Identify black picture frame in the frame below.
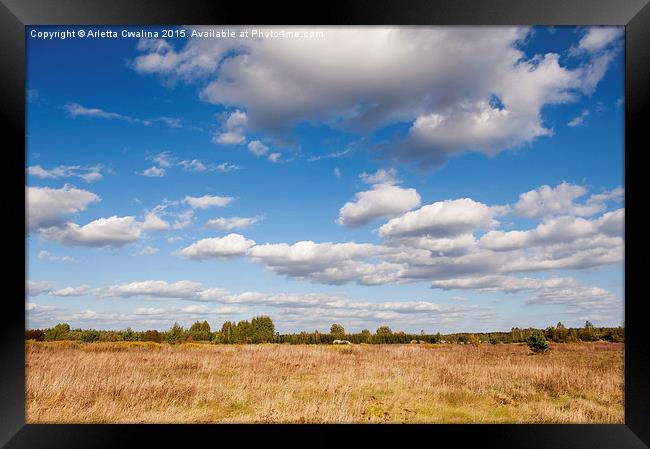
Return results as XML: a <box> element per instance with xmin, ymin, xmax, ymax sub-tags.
<box><xmin>2</xmin><ymin>0</ymin><xmax>648</xmax><ymax>447</ymax></box>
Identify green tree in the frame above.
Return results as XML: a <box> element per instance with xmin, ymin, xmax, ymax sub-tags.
<box><xmin>189</xmin><ymin>320</ymin><xmax>212</xmax><ymax>341</ymax></box>
<box><xmin>220</xmin><ymin>321</ymin><xmax>235</xmax><ymax>343</ymax></box>
<box><xmin>44</xmin><ymin>323</ymin><xmax>70</xmax><ymax>341</ymax></box>
<box><xmin>360</xmin><ymin>329</ymin><xmax>372</xmax><ymax>343</ymax></box>
<box><xmin>166</xmin><ymin>323</ymin><xmax>186</xmax><ymax>345</ymax></box>
<box><xmin>80</xmin><ymin>329</ymin><xmax>100</xmax><ymax>343</ymax></box>
<box><xmin>330</xmin><ymin>323</ymin><xmax>345</xmax><ymax>339</ymax></box>
<box><xmin>527</xmin><ymin>330</ymin><xmax>550</xmax><ymax>354</ymax></box>
<box><xmin>251</xmin><ymin>316</ymin><xmax>275</xmax><ymax>343</ymax></box>
<box><xmin>376</xmin><ymin>326</ymin><xmax>392</xmax><ymax>335</ymax></box>
<box><xmin>121</xmin><ymin>327</ymin><xmax>140</xmax><ymax>342</ymax></box>
<box><xmin>233</xmin><ymin>320</ymin><xmax>252</xmax><ymax>343</ymax></box>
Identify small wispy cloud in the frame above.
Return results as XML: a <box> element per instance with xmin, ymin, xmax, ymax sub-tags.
<box><xmin>308</xmin><ymin>148</ymin><xmax>351</xmax><ymax>161</ymax></box>
<box><xmin>63</xmin><ymin>103</ymin><xmax>182</xmax><ymax>128</ymax></box>
<box><xmin>567</xmin><ymin>109</ymin><xmax>590</xmax><ymax>127</ymax></box>
<box><xmin>27</xmin><ymin>164</ymin><xmax>105</xmax><ymax>183</ymax></box>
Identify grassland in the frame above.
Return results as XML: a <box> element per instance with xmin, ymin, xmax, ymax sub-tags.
<box><xmin>25</xmin><ymin>341</ymin><xmax>624</xmax><ymax>423</ymax></box>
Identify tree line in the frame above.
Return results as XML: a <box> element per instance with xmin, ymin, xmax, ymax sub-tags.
<box><xmin>25</xmin><ymin>318</ymin><xmax>624</xmax><ymax>345</ymax></box>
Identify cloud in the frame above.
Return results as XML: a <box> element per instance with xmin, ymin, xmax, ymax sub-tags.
<box><xmin>176</xmin><ymin>233</ymin><xmax>256</xmax><ymax>259</ymax></box>
<box><xmin>359</xmin><ymin>168</ymin><xmax>400</xmax><ymax>185</ymax></box>
<box><xmin>142</xmin><ymin>212</ymin><xmax>171</xmax><ymax>231</ymax></box>
<box><xmin>39</xmin><ymin>216</ymin><xmax>143</xmax><ymax>247</ymax></box>
<box><xmin>179</xmin><ymin>159</ymin><xmax>240</xmax><ymax>173</ymax></box>
<box><xmin>172</xmin><ymin>210</ymin><xmax>194</xmax><ymax>229</ymax></box>
<box><xmin>63</xmin><ymin>103</ymin><xmax>143</xmax><ymax>123</ymax></box>
<box><xmin>574</xmin><ymin>27</ymin><xmax>623</xmax><ymax>54</ymax></box>
<box><xmin>171</xmin><ymin>183</ymin><xmax>623</xmax><ymax>288</ymax></box>
<box><xmin>248</xmin><ymin>241</ymin><xmax>395</xmax><ymax>285</ymax></box>
<box><xmin>27</xmin><ymin>89</ymin><xmax>39</xmax><ymax>103</ymax></box>
<box><xmin>140</xmin><ymin>166</ymin><xmax>166</xmax><ymax>177</ymax></box>
<box><xmin>308</xmin><ymin>149</ymin><xmax>351</xmax><ymax>161</ymax></box>
<box><xmin>134</xmin><ymin>307</ymin><xmax>166</xmax><ymax>315</ymax></box>
<box><xmin>50</xmin><ymin>285</ymin><xmax>92</xmax><ymax>297</ymax></box>
<box><xmin>337</xmin><ymin>183</ymin><xmax>421</xmax><ymax>227</ymax></box>
<box><xmin>138</xmin><ymin>246</ymin><xmax>160</xmax><ymax>255</ymax></box>
<box><xmin>133</xmin><ymin>27</ymin><xmax>620</xmax><ymax>169</ymax></box>
<box><xmin>107</xmin><ymin>280</ymin><xmax>204</xmax><ymax>298</ymax></box>
<box><xmin>205</xmin><ymin>216</ymin><xmax>260</xmax><ymax>231</ymax></box>
<box><xmin>378</xmin><ymin>198</ymin><xmax>502</xmax><ymax>239</ymax></box>
<box><xmin>27</xmin><ymin>184</ymin><xmax>101</xmax><ymax>230</ymax></box>
<box><xmin>184</xmin><ymin>194</ymin><xmax>235</xmax><ymax>209</ymax></box>
<box><xmin>247</xmin><ymin>140</ymin><xmax>281</xmax><ymax>162</ymax></box>
<box><xmin>213</xmin><ymin>110</ymin><xmax>247</xmax><ymax>145</ymax></box>
<box><xmin>214</xmin><ymin>130</ymin><xmax>246</xmax><ymax>145</ymax></box>
<box><xmin>431</xmin><ymin>274</ymin><xmax>619</xmax><ymax>310</ymax></box>
<box><xmin>144</xmin><ymin>151</ymin><xmax>240</xmax><ymax>176</ymax></box>
<box><xmin>334</xmin><ymin>167</ymin><xmax>341</xmax><ymax>179</ymax></box>
<box><xmin>247</xmin><ymin>140</ymin><xmax>269</xmax><ymax>157</ymax></box>
<box><xmin>63</xmin><ymin>103</ymin><xmax>182</xmax><ymax>128</ymax></box>
<box><xmin>35</xmin><ymin>277</ymin><xmax>485</xmax><ymax>329</ymax></box>
<box><xmin>512</xmin><ymin>182</ymin><xmax>622</xmax><ymax>218</ymax></box>
<box><xmin>26</xmin><ymin>280</ymin><xmax>54</xmax><ymax>296</ymax></box>
<box><xmin>567</xmin><ymin>109</ymin><xmax>590</xmax><ymax>127</ymax></box>
<box><xmin>27</xmin><ymin>165</ymin><xmax>104</xmax><ymax>183</ymax></box>
<box><xmin>37</xmin><ymin>250</ymin><xmax>77</xmax><ymax>263</ymax></box>
<box><xmin>479</xmin><ymin>209</ymin><xmax>623</xmax><ymax>252</ymax></box>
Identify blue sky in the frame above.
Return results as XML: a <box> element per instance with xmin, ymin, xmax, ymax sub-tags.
<box><xmin>26</xmin><ymin>26</ymin><xmax>624</xmax><ymax>333</ymax></box>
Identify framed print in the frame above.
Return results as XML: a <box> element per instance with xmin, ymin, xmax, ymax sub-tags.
<box><xmin>2</xmin><ymin>0</ymin><xmax>649</xmax><ymax>447</ymax></box>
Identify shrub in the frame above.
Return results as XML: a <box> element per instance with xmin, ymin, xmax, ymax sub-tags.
<box><xmin>527</xmin><ymin>330</ymin><xmax>550</xmax><ymax>354</ymax></box>
<box><xmin>80</xmin><ymin>329</ymin><xmax>100</xmax><ymax>343</ymax></box>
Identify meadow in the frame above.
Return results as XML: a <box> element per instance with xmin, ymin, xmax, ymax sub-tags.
<box><xmin>25</xmin><ymin>341</ymin><xmax>624</xmax><ymax>424</ymax></box>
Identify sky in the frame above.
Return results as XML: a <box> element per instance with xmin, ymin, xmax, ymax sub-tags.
<box><xmin>25</xmin><ymin>25</ymin><xmax>625</xmax><ymax>334</ymax></box>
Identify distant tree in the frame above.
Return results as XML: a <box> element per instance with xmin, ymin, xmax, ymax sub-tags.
<box><xmin>556</xmin><ymin>322</ymin><xmax>566</xmax><ymax>330</ymax></box>
<box><xmin>189</xmin><ymin>320</ymin><xmax>211</xmax><ymax>341</ymax></box>
<box><xmin>80</xmin><ymin>329</ymin><xmax>100</xmax><ymax>343</ymax></box>
<box><xmin>220</xmin><ymin>321</ymin><xmax>235</xmax><ymax>343</ymax></box>
<box><xmin>233</xmin><ymin>320</ymin><xmax>252</xmax><ymax>343</ymax></box>
<box><xmin>585</xmin><ymin>321</ymin><xmax>594</xmax><ymax>329</ymax></box>
<box><xmin>121</xmin><ymin>327</ymin><xmax>140</xmax><ymax>342</ymax></box>
<box><xmin>376</xmin><ymin>326</ymin><xmax>392</xmax><ymax>335</ymax></box>
<box><xmin>527</xmin><ymin>330</ymin><xmax>550</xmax><ymax>354</ymax></box>
<box><xmin>330</xmin><ymin>323</ymin><xmax>345</xmax><ymax>339</ymax></box>
<box><xmin>25</xmin><ymin>329</ymin><xmax>44</xmax><ymax>341</ymax></box>
<box><xmin>360</xmin><ymin>329</ymin><xmax>372</xmax><ymax>343</ymax></box>
<box><xmin>44</xmin><ymin>323</ymin><xmax>70</xmax><ymax>341</ymax></box>
<box><xmin>166</xmin><ymin>323</ymin><xmax>186</xmax><ymax>345</ymax></box>
<box><xmin>469</xmin><ymin>334</ymin><xmax>481</xmax><ymax>347</ymax></box>
<box><xmin>142</xmin><ymin>330</ymin><xmax>162</xmax><ymax>343</ymax></box>
<box><xmin>251</xmin><ymin>316</ymin><xmax>275</xmax><ymax>343</ymax></box>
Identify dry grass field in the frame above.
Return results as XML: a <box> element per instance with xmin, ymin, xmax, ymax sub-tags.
<box><xmin>25</xmin><ymin>341</ymin><xmax>624</xmax><ymax>423</ymax></box>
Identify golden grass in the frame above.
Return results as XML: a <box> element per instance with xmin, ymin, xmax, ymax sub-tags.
<box><xmin>25</xmin><ymin>341</ymin><xmax>624</xmax><ymax>423</ymax></box>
